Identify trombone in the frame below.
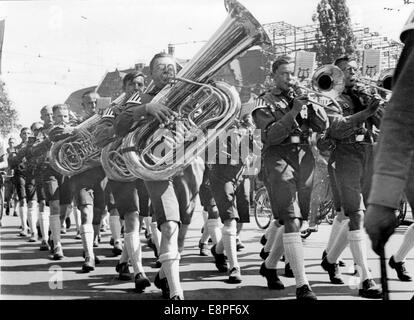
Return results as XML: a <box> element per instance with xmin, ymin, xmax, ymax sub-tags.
<box><xmin>294</xmin><ymin>64</ymin><xmax>345</xmax><ymax>112</ymax></box>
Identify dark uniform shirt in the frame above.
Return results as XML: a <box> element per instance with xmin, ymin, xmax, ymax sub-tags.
<box><xmin>252</xmin><ymin>87</ymin><xmax>327</xmax><ymax>152</ymax></box>
<box><xmin>326</xmin><ymin>88</ymin><xmax>384</xmax><ymax>144</ymax></box>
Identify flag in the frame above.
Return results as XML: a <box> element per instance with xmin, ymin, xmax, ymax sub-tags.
<box><xmin>0</xmin><ymin>19</ymin><xmax>5</xmax><ymax>75</ymax></box>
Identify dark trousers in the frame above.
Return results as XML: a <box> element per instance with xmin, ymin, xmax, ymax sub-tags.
<box><xmin>209</xmin><ymin>164</ymin><xmax>247</xmax><ymax>223</ymax></box>
<box><xmin>262</xmin><ymin>145</ymin><xmax>314</xmax><ymax>224</ymax></box>
<box><xmin>331</xmin><ymin>144</ymin><xmax>371</xmax><ymax>216</ymax></box>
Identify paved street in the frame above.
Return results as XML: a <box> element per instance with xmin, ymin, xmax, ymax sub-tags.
<box><xmin>1</xmin><ymin>205</ymin><xmax>413</xmax><ymax>300</ymax></box>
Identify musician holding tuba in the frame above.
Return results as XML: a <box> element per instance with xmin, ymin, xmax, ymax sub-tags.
<box><xmin>318</xmin><ymin>55</ymin><xmax>383</xmax><ymax>299</ymax></box>
<box><xmin>111</xmin><ymin>53</ymin><xmax>205</xmax><ymax>300</ymax></box>
<box><xmin>49</xmin><ymin>97</ymin><xmax>107</xmax><ymax>273</ymax></box>
<box><xmin>94</xmin><ymin>71</ymin><xmax>153</xmax><ymax>291</ymax></box>
<box><xmin>252</xmin><ymin>54</ymin><xmax>328</xmax><ymax>300</ymax></box>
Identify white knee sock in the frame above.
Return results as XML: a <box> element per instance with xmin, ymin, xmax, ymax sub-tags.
<box><xmin>119</xmin><ymin>246</ymin><xmax>129</xmax><ymax>264</ymax></box>
<box><xmin>265</xmin><ymin>219</ymin><xmax>276</xmax><ymax>240</ymax></box>
<box><xmin>73</xmin><ymin>207</ymin><xmax>81</xmax><ymax>232</ymax></box>
<box><xmin>20</xmin><ymin>205</ymin><xmax>28</xmax><ymax>231</ymax></box>
<box><xmin>265</xmin><ymin>226</ymin><xmax>285</xmax><ymax>269</ymax></box>
<box><xmin>159</xmin><ymin>252</ymin><xmax>182</xmax><ymax>299</ymax></box>
<box><xmin>109</xmin><ymin>215</ymin><xmax>122</xmax><ymax>244</ymax></box>
<box><xmin>81</xmin><ymin>224</ymin><xmax>94</xmax><ymax>259</ymax></box>
<box><xmin>207</xmin><ymin>218</ymin><xmax>222</xmax><ymax>245</ymax></box>
<box><xmin>264</xmin><ymin>222</ymin><xmax>278</xmax><ymax>253</ymax></box>
<box><xmin>348</xmin><ymin>229</ymin><xmax>372</xmax><ymax>282</ymax></box>
<box><xmin>327</xmin><ymin>220</ymin><xmax>349</xmax><ymax>264</ymax></box>
<box><xmin>144</xmin><ymin>216</ymin><xmax>152</xmax><ymax>234</ymax></box>
<box><xmin>27</xmin><ymin>205</ymin><xmax>38</xmax><ymax>236</ymax></box>
<box><xmin>200</xmin><ymin>211</ymin><xmax>210</xmax><ymax>244</ymax></box>
<box><xmin>326</xmin><ymin>216</ymin><xmax>342</xmax><ymax>254</ymax></box>
<box><xmin>50</xmin><ymin>214</ymin><xmax>61</xmax><ymax>247</ymax></box>
<box><xmin>39</xmin><ymin>207</ymin><xmax>50</xmax><ymax>242</ymax></box>
<box><xmin>283</xmin><ymin>232</ymin><xmax>309</xmax><ymax>288</ymax></box>
<box><xmin>150</xmin><ymin>222</ymin><xmax>161</xmax><ymax>255</ymax></box>
<box><xmin>124</xmin><ymin>231</ymin><xmax>144</xmax><ymax>276</ymax></box>
<box><xmin>394</xmin><ymin>223</ymin><xmax>414</xmax><ymax>263</ymax></box>
<box><xmin>222</xmin><ymin>222</ymin><xmax>239</xmax><ymax>270</ymax></box>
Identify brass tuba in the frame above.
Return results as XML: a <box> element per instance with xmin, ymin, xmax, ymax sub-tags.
<box><xmin>121</xmin><ymin>0</ymin><xmax>271</xmax><ymax>181</ymax></box>
<box><xmin>100</xmin><ymin>91</ymin><xmax>139</xmax><ymax>182</ymax></box>
<box><xmin>49</xmin><ymin>113</ymin><xmax>102</xmax><ymax>176</ymax></box>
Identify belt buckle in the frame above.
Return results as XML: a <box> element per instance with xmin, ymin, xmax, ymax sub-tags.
<box><xmin>356</xmin><ymin>134</ymin><xmax>364</xmax><ymax>142</ymax></box>
<box><xmin>290</xmin><ymin>135</ymin><xmax>300</xmax><ymax>144</ymax></box>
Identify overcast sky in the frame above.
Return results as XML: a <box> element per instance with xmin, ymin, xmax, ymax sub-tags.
<box><xmin>0</xmin><ymin>0</ymin><xmax>413</xmax><ymax>130</ymax></box>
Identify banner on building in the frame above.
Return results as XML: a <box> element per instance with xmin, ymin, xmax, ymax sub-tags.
<box><xmin>362</xmin><ymin>49</ymin><xmax>381</xmax><ymax>78</ymax></box>
<box><xmin>0</xmin><ymin>19</ymin><xmax>4</xmax><ymax>75</ymax></box>
<box><xmin>294</xmin><ymin>51</ymin><xmax>316</xmax><ymax>82</ymax></box>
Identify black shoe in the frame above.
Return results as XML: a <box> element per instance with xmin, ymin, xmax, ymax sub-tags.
<box><xmin>321</xmin><ymin>257</ymin><xmax>344</xmax><ymax>284</ymax></box>
<box><xmin>211</xmin><ymin>244</ymin><xmax>228</xmax><ymax>272</ymax></box>
<box><xmin>82</xmin><ymin>257</ymin><xmax>95</xmax><ymax>273</ymax></box>
<box><xmin>296</xmin><ymin>284</ymin><xmax>317</xmax><ymax>300</ymax></box>
<box><xmin>199</xmin><ymin>241</ymin><xmax>209</xmax><ymax>256</ymax></box>
<box><xmin>109</xmin><ymin>237</ymin><xmax>114</xmax><ymax>246</ymax></box>
<box><xmin>135</xmin><ymin>273</ymin><xmax>151</xmax><ymax>293</ymax></box>
<box><xmin>116</xmin><ymin>262</ymin><xmax>132</xmax><ymax>280</ymax></box>
<box><xmin>389</xmin><ymin>256</ymin><xmax>412</xmax><ymax>282</ymax></box>
<box><xmin>323</xmin><ymin>250</ymin><xmax>346</xmax><ymax>267</ymax></box>
<box><xmin>259</xmin><ymin>262</ymin><xmax>284</xmax><ymax>290</ymax></box>
<box><xmin>260</xmin><ymin>234</ymin><xmax>267</xmax><ymax>246</ymax></box>
<box><xmin>112</xmin><ymin>242</ymin><xmax>123</xmax><ymax>256</ymax></box>
<box><xmin>236</xmin><ymin>238</ymin><xmax>245</xmax><ymax>252</ymax></box>
<box><xmin>359</xmin><ymin>279</ymin><xmax>382</xmax><ymax>299</ymax></box>
<box><xmin>52</xmin><ymin>245</ymin><xmax>64</xmax><ymax>260</ymax></box>
<box><xmin>260</xmin><ymin>247</ymin><xmax>269</xmax><ymax>260</ymax></box>
<box><xmin>154</xmin><ymin>272</ymin><xmax>170</xmax><ymax>299</ymax></box>
<box><xmin>228</xmin><ymin>267</ymin><xmax>242</xmax><ymax>284</ymax></box>
<box><xmin>170</xmin><ymin>295</ymin><xmax>184</xmax><ymax>300</ymax></box>
<box><xmin>155</xmin><ymin>260</ymin><xmax>162</xmax><ymax>268</ymax></box>
<box><xmin>284</xmin><ymin>263</ymin><xmax>294</xmax><ymax>278</ymax></box>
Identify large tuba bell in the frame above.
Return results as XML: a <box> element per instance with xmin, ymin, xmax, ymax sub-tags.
<box><xmin>121</xmin><ymin>0</ymin><xmax>271</xmax><ymax>181</ymax></box>
<box><xmin>49</xmin><ymin>113</ymin><xmax>102</xmax><ymax>176</ymax></box>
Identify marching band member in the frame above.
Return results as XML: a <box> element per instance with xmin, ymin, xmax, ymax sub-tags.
<box><xmin>208</xmin><ymin>114</ymin><xmax>255</xmax><ymax>284</ymax></box>
<box><xmin>49</xmin><ymin>98</ymin><xmax>105</xmax><ymax>271</ymax></box>
<box><xmin>252</xmin><ymin>55</ymin><xmax>328</xmax><ymax>300</ymax></box>
<box><xmin>320</xmin><ymin>55</ymin><xmax>383</xmax><ymax>298</ymax></box>
<box><xmin>94</xmin><ymin>71</ymin><xmax>152</xmax><ymax>291</ymax></box>
<box><xmin>41</xmin><ymin>104</ymin><xmax>75</xmax><ymax>259</ymax></box>
<box><xmin>113</xmin><ymin>53</ymin><xmax>204</xmax><ymax>300</ymax></box>
<box><xmin>8</xmin><ymin>127</ymin><xmax>35</xmax><ymax>238</ymax></box>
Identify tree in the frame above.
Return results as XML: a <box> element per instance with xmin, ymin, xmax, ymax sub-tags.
<box><xmin>0</xmin><ymin>79</ymin><xmax>20</xmax><ymax>137</ymax></box>
<box><xmin>312</xmin><ymin>0</ymin><xmax>357</xmax><ymax>65</ymax></box>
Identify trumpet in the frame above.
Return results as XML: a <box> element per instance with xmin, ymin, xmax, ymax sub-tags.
<box><xmin>293</xmin><ymin>64</ymin><xmax>345</xmax><ymax>112</ymax></box>
<box><xmin>358</xmin><ymin>77</ymin><xmax>392</xmax><ymax>96</ymax></box>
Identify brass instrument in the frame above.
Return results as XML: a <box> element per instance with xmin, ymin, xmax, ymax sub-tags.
<box><xmin>377</xmin><ymin>68</ymin><xmax>394</xmax><ymax>91</ymax></box>
<box><xmin>99</xmin><ymin>91</ymin><xmax>141</xmax><ymax>182</ymax></box>
<box><xmin>294</xmin><ymin>64</ymin><xmax>345</xmax><ymax>112</ymax></box>
<box><xmin>49</xmin><ymin>113</ymin><xmax>102</xmax><ymax>176</ymax></box>
<box><xmin>359</xmin><ymin>76</ymin><xmax>392</xmax><ymax>96</ymax></box>
<box><xmin>121</xmin><ymin>0</ymin><xmax>271</xmax><ymax>181</ymax></box>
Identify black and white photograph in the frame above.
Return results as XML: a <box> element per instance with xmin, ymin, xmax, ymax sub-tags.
<box><xmin>0</xmin><ymin>0</ymin><xmax>414</xmax><ymax>306</ymax></box>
